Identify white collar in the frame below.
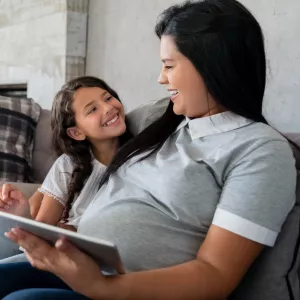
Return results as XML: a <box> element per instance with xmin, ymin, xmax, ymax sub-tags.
<box><xmin>175</xmin><ymin>111</ymin><xmax>254</xmax><ymax>140</ymax></box>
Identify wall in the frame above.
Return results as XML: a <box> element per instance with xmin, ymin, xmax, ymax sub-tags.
<box><xmin>86</xmin><ymin>0</ymin><xmax>179</xmax><ymax>112</ymax></box>
<box><xmin>0</xmin><ymin>0</ymin><xmax>88</xmax><ymax>109</ymax></box>
<box><xmin>86</xmin><ymin>0</ymin><xmax>300</xmax><ymax>135</ymax></box>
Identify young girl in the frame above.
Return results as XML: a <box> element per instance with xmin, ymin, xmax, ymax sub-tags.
<box><xmin>0</xmin><ymin>76</ymin><xmax>132</xmax><ymax>231</ymax></box>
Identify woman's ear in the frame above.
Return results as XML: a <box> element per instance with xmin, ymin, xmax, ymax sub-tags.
<box><xmin>66</xmin><ymin>127</ymin><xmax>86</xmax><ymax>141</ymax></box>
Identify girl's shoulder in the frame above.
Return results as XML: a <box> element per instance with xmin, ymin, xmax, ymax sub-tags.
<box><xmin>53</xmin><ymin>154</ymin><xmax>75</xmax><ymax>170</ymax></box>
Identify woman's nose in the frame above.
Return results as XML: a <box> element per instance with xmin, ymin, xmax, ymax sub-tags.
<box><xmin>158</xmin><ymin>68</ymin><xmax>168</xmax><ymax>84</ymax></box>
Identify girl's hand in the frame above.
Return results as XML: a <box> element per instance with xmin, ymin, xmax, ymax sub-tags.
<box><xmin>57</xmin><ymin>222</ymin><xmax>77</xmax><ymax>232</ymax></box>
<box><xmin>5</xmin><ymin>228</ymin><xmax>110</xmax><ymax>298</ymax></box>
<box><xmin>0</xmin><ymin>184</ymin><xmax>30</xmax><ymax>217</ymax></box>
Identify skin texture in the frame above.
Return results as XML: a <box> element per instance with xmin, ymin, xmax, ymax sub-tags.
<box><xmin>158</xmin><ymin>35</ymin><xmax>225</xmax><ymax>118</ymax></box>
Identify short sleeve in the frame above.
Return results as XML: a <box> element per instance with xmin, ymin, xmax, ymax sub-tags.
<box><xmin>38</xmin><ymin>154</ymin><xmax>74</xmax><ymax>206</ymax></box>
<box><xmin>212</xmin><ymin>140</ymin><xmax>297</xmax><ymax>246</ymax></box>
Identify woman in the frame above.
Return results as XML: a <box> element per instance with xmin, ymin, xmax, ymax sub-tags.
<box><xmin>0</xmin><ymin>0</ymin><xmax>297</xmax><ymax>299</ymax></box>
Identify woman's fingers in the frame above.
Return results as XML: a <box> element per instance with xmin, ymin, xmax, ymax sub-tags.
<box><xmin>5</xmin><ymin>228</ymin><xmax>54</xmax><ymax>271</ymax></box>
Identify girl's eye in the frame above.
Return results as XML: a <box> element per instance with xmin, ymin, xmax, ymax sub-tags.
<box><xmin>165</xmin><ymin>66</ymin><xmax>173</xmax><ymax>69</ymax></box>
<box><xmin>105</xmin><ymin>96</ymin><xmax>113</xmax><ymax>102</ymax></box>
<box><xmin>87</xmin><ymin>107</ymin><xmax>96</xmax><ymax>114</ymax></box>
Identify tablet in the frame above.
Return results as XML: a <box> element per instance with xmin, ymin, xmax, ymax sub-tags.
<box><xmin>0</xmin><ymin>211</ymin><xmax>124</xmax><ymax>274</ymax></box>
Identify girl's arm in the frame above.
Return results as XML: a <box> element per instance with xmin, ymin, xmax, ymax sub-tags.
<box><xmin>0</xmin><ymin>183</ymin><xmax>64</xmax><ymax>226</ymax></box>
<box><xmin>34</xmin><ymin>154</ymin><xmax>74</xmax><ymax>226</ymax></box>
<box><xmin>28</xmin><ymin>190</ymin><xmax>43</xmax><ymax>219</ymax></box>
<box><xmin>34</xmin><ymin>194</ymin><xmax>64</xmax><ymax>226</ymax></box>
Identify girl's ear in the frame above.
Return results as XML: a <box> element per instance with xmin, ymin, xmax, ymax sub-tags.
<box><xmin>66</xmin><ymin>127</ymin><xmax>86</xmax><ymax>141</ymax></box>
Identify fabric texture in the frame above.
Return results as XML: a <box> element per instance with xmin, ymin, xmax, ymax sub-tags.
<box><xmin>0</xmin><ymin>253</ymin><xmax>27</xmax><ymax>264</ymax></box>
<box><xmin>32</xmin><ymin>109</ymin><xmax>57</xmax><ymax>183</ymax></box>
<box><xmin>39</xmin><ymin>154</ymin><xmax>106</xmax><ymax>227</ymax></box>
<box><xmin>0</xmin><ymin>96</ymin><xmax>41</xmax><ymax>182</ymax></box>
<box><xmin>126</xmin><ymin>97</ymin><xmax>169</xmax><ymax>135</ymax></box>
<box><xmin>3</xmin><ymin>289</ymin><xmax>88</xmax><ymax>300</ymax></box>
<box><xmin>0</xmin><ymin>262</ymin><xmax>88</xmax><ymax>300</ymax></box>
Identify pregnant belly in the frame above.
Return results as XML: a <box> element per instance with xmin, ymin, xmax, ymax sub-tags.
<box><xmin>78</xmin><ymin>202</ymin><xmax>205</xmax><ymax>272</ymax></box>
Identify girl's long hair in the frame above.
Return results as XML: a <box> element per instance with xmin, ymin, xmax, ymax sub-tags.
<box><xmin>51</xmin><ymin>76</ymin><xmax>133</xmax><ymax>222</ymax></box>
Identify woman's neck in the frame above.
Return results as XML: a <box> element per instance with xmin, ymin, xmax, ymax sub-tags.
<box><xmin>91</xmin><ymin>139</ymin><xmax>119</xmax><ymax>166</ymax></box>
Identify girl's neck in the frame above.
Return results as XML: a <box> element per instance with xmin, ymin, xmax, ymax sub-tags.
<box><xmin>91</xmin><ymin>139</ymin><xmax>119</xmax><ymax>166</ymax></box>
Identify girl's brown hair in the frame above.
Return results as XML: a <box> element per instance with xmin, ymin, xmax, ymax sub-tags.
<box><xmin>51</xmin><ymin>76</ymin><xmax>132</xmax><ymax>222</ymax></box>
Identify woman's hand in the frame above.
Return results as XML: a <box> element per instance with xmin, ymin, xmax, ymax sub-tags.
<box><xmin>0</xmin><ymin>184</ymin><xmax>30</xmax><ymax>217</ymax></box>
<box><xmin>4</xmin><ymin>228</ymin><xmax>108</xmax><ymax>298</ymax></box>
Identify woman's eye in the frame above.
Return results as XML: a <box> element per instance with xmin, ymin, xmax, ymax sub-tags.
<box><xmin>165</xmin><ymin>66</ymin><xmax>173</xmax><ymax>70</ymax></box>
<box><xmin>105</xmin><ymin>96</ymin><xmax>113</xmax><ymax>102</ymax></box>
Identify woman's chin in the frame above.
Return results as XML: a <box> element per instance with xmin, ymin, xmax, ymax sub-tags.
<box><xmin>172</xmin><ymin>105</ymin><xmax>184</xmax><ymax>116</ymax></box>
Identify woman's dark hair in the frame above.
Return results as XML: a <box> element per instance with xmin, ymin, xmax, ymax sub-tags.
<box><xmin>51</xmin><ymin>76</ymin><xmax>133</xmax><ymax>222</ymax></box>
<box><xmin>99</xmin><ymin>0</ymin><xmax>267</xmax><ymax>188</ymax></box>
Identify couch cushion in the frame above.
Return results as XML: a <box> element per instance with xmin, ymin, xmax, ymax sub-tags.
<box><xmin>32</xmin><ymin>109</ymin><xmax>57</xmax><ymax>183</ymax></box>
<box><xmin>127</xmin><ymin>98</ymin><xmax>169</xmax><ymax>135</ymax></box>
<box><xmin>0</xmin><ymin>96</ymin><xmax>41</xmax><ymax>182</ymax></box>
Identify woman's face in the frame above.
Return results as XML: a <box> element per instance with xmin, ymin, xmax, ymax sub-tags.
<box><xmin>67</xmin><ymin>87</ymin><xmax>126</xmax><ymax>143</ymax></box>
<box><xmin>158</xmin><ymin>35</ymin><xmax>221</xmax><ymax>118</ymax></box>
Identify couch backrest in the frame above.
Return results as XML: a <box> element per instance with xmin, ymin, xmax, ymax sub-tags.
<box><xmin>32</xmin><ymin>109</ymin><xmax>56</xmax><ymax>183</ymax></box>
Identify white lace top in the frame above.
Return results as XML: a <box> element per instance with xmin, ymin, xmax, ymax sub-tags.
<box><xmin>38</xmin><ymin>154</ymin><xmax>105</xmax><ymax>227</ymax></box>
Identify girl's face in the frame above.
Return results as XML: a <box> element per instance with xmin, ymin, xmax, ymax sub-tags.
<box><xmin>67</xmin><ymin>87</ymin><xmax>126</xmax><ymax>143</ymax></box>
<box><xmin>158</xmin><ymin>35</ymin><xmax>222</xmax><ymax>118</ymax></box>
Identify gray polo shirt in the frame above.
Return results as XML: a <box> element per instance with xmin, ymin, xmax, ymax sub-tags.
<box><xmin>79</xmin><ymin>111</ymin><xmax>296</xmax><ymax>273</ymax></box>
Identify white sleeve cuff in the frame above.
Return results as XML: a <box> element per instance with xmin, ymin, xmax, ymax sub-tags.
<box><xmin>38</xmin><ymin>187</ymin><xmax>66</xmax><ymax>207</ymax></box>
<box><xmin>212</xmin><ymin>208</ymin><xmax>278</xmax><ymax>246</ymax></box>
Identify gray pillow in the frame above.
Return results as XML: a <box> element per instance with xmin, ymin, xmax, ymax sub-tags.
<box><xmin>126</xmin><ymin>97</ymin><xmax>169</xmax><ymax>135</ymax></box>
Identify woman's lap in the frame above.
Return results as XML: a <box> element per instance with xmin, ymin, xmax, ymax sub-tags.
<box><xmin>0</xmin><ymin>235</ymin><xmax>21</xmax><ymax>259</ymax></box>
<box><xmin>0</xmin><ymin>253</ymin><xmax>28</xmax><ymax>264</ymax></box>
<box><xmin>3</xmin><ymin>289</ymin><xmax>89</xmax><ymax>300</ymax></box>
<box><xmin>0</xmin><ymin>262</ymin><xmax>87</xmax><ymax>299</ymax></box>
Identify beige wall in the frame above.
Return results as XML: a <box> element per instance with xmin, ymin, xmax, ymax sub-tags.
<box><xmin>0</xmin><ymin>0</ymin><xmax>88</xmax><ymax>109</ymax></box>
<box><xmin>86</xmin><ymin>0</ymin><xmax>180</xmax><ymax>112</ymax></box>
<box><xmin>86</xmin><ymin>0</ymin><xmax>300</xmax><ymax>135</ymax></box>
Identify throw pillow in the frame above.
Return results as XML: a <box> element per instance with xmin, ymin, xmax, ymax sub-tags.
<box><xmin>0</xmin><ymin>96</ymin><xmax>41</xmax><ymax>182</ymax></box>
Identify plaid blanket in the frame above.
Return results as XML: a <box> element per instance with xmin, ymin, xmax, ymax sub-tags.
<box><xmin>0</xmin><ymin>96</ymin><xmax>41</xmax><ymax>182</ymax></box>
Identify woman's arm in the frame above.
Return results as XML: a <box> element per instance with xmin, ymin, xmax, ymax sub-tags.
<box><xmin>90</xmin><ymin>225</ymin><xmax>263</xmax><ymax>300</ymax></box>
